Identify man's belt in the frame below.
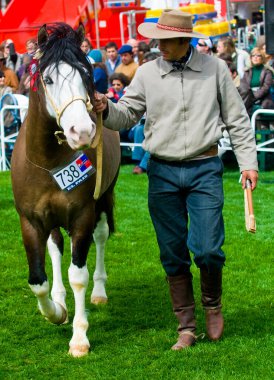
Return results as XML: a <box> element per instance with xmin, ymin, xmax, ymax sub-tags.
<box><xmin>151</xmin><ymin>145</ymin><xmax>218</xmax><ymax>165</ymax></box>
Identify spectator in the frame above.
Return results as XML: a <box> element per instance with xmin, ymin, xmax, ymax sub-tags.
<box><xmin>89</xmin><ymin>49</ymin><xmax>108</xmax><ymax>94</ymax></box>
<box><xmin>106</xmin><ymin>72</ymin><xmax>129</xmax><ymax>103</ymax></box>
<box><xmin>81</xmin><ymin>37</ymin><xmax>93</xmax><ymax>55</ymax></box>
<box><xmin>0</xmin><ymin>52</ymin><xmax>19</xmax><ymax>93</ymax></box>
<box><xmin>80</xmin><ymin>37</ymin><xmax>95</xmax><ymax>65</ymax></box>
<box><xmin>137</xmin><ymin>41</ymin><xmax>150</xmax><ymax>65</ymax></box>
<box><xmin>218</xmin><ymin>62</ymin><xmax>254</xmax><ymax>158</ymax></box>
<box><xmin>25</xmin><ymin>38</ymin><xmax>37</xmax><ymax>57</ymax></box>
<box><xmin>17</xmin><ymin>39</ymin><xmax>38</xmax><ymax>80</ymax></box>
<box><xmin>240</xmin><ymin>47</ymin><xmax>274</xmax><ymax>116</ymax></box>
<box><xmin>115</xmin><ymin>44</ymin><xmax>138</xmax><ymax>82</ymax></box>
<box><xmin>142</xmin><ymin>51</ymin><xmax>161</xmax><ymax>63</ymax></box>
<box><xmin>196</xmin><ymin>38</ymin><xmax>214</xmax><ymax>55</ymax></box>
<box><xmin>0</xmin><ymin>70</ymin><xmax>12</xmax><ymax>97</ymax></box>
<box><xmin>217</xmin><ymin>36</ymin><xmax>251</xmax><ymax>78</ymax></box>
<box><xmin>130</xmin><ymin>51</ymin><xmax>160</xmax><ymax>174</ymax></box>
<box><xmin>127</xmin><ymin>38</ymin><xmax>139</xmax><ymax>63</ymax></box>
<box><xmin>1</xmin><ymin>39</ymin><xmax>22</xmax><ymax>73</ymax></box>
<box><xmin>104</xmin><ymin>41</ymin><xmax>122</xmax><ymax>78</ymax></box>
<box><xmin>129</xmin><ymin>116</ymin><xmax>150</xmax><ymax>174</ymax></box>
<box><xmin>17</xmin><ymin>54</ymin><xmax>32</xmax><ymax>96</ymax></box>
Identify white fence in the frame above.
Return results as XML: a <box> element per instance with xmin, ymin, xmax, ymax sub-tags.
<box><xmin>0</xmin><ymin>105</ymin><xmax>273</xmax><ymax>172</ymax></box>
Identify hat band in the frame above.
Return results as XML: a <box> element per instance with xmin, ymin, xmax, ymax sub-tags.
<box><xmin>157</xmin><ymin>23</ymin><xmax>193</xmax><ymax>33</ymax></box>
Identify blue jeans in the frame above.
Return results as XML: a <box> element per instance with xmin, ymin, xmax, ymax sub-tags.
<box><xmin>147</xmin><ymin>156</ymin><xmax>225</xmax><ymax>276</ymax></box>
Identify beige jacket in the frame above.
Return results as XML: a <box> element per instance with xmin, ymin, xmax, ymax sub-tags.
<box><xmin>105</xmin><ymin>48</ymin><xmax>258</xmax><ymax>172</ymax></box>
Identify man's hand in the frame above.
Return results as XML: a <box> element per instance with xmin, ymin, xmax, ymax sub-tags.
<box><xmin>241</xmin><ymin>170</ymin><xmax>258</xmax><ymax>190</ymax></box>
<box><xmin>94</xmin><ymin>92</ymin><xmax>108</xmax><ymax>113</ymax></box>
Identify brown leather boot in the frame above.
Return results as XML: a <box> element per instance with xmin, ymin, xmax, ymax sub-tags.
<box><xmin>200</xmin><ymin>268</ymin><xmax>224</xmax><ymax>341</ymax></box>
<box><xmin>167</xmin><ymin>273</ymin><xmax>198</xmax><ymax>350</ymax></box>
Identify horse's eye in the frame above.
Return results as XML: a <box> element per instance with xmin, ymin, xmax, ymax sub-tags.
<box><xmin>44</xmin><ymin>76</ymin><xmax>53</xmax><ymax>85</ymax></box>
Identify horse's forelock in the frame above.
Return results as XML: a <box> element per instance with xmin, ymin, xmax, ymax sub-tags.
<box><xmin>38</xmin><ymin>23</ymin><xmax>95</xmax><ymax>103</ymax></box>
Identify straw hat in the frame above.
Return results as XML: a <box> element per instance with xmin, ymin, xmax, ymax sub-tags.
<box><xmin>138</xmin><ymin>9</ymin><xmax>208</xmax><ymax>40</ymax></box>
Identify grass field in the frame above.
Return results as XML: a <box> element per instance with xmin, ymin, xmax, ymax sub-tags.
<box><xmin>0</xmin><ymin>164</ymin><xmax>273</xmax><ymax>380</ymax></box>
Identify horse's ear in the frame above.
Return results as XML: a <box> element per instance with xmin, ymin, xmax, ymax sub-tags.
<box><xmin>76</xmin><ymin>23</ymin><xmax>85</xmax><ymax>44</ymax></box>
<box><xmin>38</xmin><ymin>24</ymin><xmax>49</xmax><ymax>46</ymax></box>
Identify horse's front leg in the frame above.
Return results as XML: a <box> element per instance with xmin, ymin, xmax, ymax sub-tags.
<box><xmin>20</xmin><ymin>217</ymin><xmax>67</xmax><ymax>325</ymax></box>
<box><xmin>47</xmin><ymin>228</ymin><xmax>68</xmax><ymax>323</ymax></box>
<box><xmin>68</xmin><ymin>231</ymin><xmax>92</xmax><ymax>358</ymax></box>
<box><xmin>91</xmin><ymin>212</ymin><xmax>109</xmax><ymax>305</ymax></box>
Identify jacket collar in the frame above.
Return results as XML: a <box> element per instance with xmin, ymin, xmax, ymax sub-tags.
<box><xmin>159</xmin><ymin>47</ymin><xmax>203</xmax><ymax>76</ymax></box>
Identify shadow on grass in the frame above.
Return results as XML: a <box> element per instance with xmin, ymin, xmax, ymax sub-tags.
<box><xmin>81</xmin><ymin>273</ymin><xmax>273</xmax><ymax>349</ymax></box>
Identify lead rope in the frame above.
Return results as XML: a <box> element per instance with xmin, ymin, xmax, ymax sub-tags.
<box><xmin>91</xmin><ymin>112</ymin><xmax>103</xmax><ymax>200</ymax></box>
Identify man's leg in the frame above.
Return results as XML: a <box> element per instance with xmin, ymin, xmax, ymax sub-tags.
<box><xmin>148</xmin><ymin>159</ymin><xmax>197</xmax><ymax>349</ymax></box>
<box><xmin>186</xmin><ymin>157</ymin><xmax>225</xmax><ymax>341</ymax></box>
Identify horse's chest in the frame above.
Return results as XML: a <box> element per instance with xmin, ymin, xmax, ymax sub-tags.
<box><xmin>28</xmin><ymin>192</ymin><xmax>91</xmax><ymax>230</ymax></box>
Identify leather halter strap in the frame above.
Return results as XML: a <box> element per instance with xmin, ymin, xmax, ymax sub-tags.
<box><xmin>40</xmin><ymin>75</ymin><xmax>93</xmax><ymax>129</ymax></box>
<box><xmin>40</xmin><ymin>74</ymin><xmax>103</xmax><ymax>200</ymax></box>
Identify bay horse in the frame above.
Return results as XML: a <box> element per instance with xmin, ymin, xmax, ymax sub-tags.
<box><xmin>11</xmin><ymin>23</ymin><xmax>120</xmax><ymax>357</ymax></box>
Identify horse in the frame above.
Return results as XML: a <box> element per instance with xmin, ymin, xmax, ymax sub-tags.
<box><xmin>11</xmin><ymin>23</ymin><xmax>120</xmax><ymax>357</ymax></box>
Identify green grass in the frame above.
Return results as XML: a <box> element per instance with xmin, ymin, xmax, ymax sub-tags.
<box><xmin>0</xmin><ymin>165</ymin><xmax>273</xmax><ymax>380</ymax></box>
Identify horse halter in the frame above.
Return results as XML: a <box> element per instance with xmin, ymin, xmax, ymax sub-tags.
<box><xmin>40</xmin><ymin>75</ymin><xmax>93</xmax><ymax>144</ymax></box>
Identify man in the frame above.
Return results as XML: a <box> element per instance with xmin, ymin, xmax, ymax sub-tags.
<box><xmin>115</xmin><ymin>44</ymin><xmax>138</xmax><ymax>82</ymax></box>
<box><xmin>127</xmin><ymin>38</ymin><xmax>139</xmax><ymax>63</ymax></box>
<box><xmin>105</xmin><ymin>41</ymin><xmax>122</xmax><ymax>78</ymax></box>
<box><xmin>217</xmin><ymin>36</ymin><xmax>251</xmax><ymax>78</ymax></box>
<box><xmin>196</xmin><ymin>38</ymin><xmax>214</xmax><ymax>55</ymax></box>
<box><xmin>95</xmin><ymin>10</ymin><xmax>258</xmax><ymax>350</ymax></box>
<box><xmin>0</xmin><ymin>51</ymin><xmax>19</xmax><ymax>93</ymax></box>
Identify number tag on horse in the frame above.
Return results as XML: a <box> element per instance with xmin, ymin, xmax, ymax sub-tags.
<box><xmin>51</xmin><ymin>152</ymin><xmax>95</xmax><ymax>192</ymax></box>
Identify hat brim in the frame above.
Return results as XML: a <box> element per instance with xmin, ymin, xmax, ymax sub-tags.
<box><xmin>138</xmin><ymin>22</ymin><xmax>208</xmax><ymax>40</ymax></box>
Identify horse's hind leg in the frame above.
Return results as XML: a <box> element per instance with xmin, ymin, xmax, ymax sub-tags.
<box><xmin>20</xmin><ymin>217</ymin><xmax>67</xmax><ymax>325</ymax></box>
<box><xmin>47</xmin><ymin>228</ymin><xmax>68</xmax><ymax>323</ymax></box>
<box><xmin>91</xmin><ymin>212</ymin><xmax>109</xmax><ymax>305</ymax></box>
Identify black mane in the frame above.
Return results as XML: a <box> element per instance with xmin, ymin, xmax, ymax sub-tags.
<box><xmin>38</xmin><ymin>23</ymin><xmax>95</xmax><ymax>102</ymax></box>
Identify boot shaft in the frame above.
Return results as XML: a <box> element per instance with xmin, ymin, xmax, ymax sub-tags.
<box><xmin>167</xmin><ymin>273</ymin><xmax>196</xmax><ymax>333</ymax></box>
<box><xmin>200</xmin><ymin>268</ymin><xmax>222</xmax><ymax>309</ymax></box>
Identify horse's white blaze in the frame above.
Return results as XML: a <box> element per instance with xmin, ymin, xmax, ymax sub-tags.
<box><xmin>91</xmin><ymin>212</ymin><xmax>109</xmax><ymax>304</ymax></box>
<box><xmin>44</xmin><ymin>62</ymin><xmax>96</xmax><ymax>149</ymax></box>
<box><xmin>47</xmin><ymin>235</ymin><xmax>67</xmax><ymax>319</ymax></box>
<box><xmin>29</xmin><ymin>281</ymin><xmax>67</xmax><ymax>324</ymax></box>
<box><xmin>68</xmin><ymin>263</ymin><xmax>90</xmax><ymax>357</ymax></box>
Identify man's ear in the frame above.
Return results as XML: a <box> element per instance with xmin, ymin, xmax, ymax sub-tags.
<box><xmin>38</xmin><ymin>24</ymin><xmax>49</xmax><ymax>46</ymax></box>
<box><xmin>76</xmin><ymin>23</ymin><xmax>85</xmax><ymax>44</ymax></box>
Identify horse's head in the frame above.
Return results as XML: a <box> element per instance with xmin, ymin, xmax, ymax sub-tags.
<box><xmin>36</xmin><ymin>23</ymin><xmax>97</xmax><ymax>150</ymax></box>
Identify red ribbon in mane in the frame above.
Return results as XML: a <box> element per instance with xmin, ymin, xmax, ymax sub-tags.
<box><xmin>28</xmin><ymin>58</ymin><xmax>39</xmax><ymax>92</ymax></box>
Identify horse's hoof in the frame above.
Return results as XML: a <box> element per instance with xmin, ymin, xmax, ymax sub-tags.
<box><xmin>55</xmin><ymin>303</ymin><xmax>68</xmax><ymax>325</ymax></box>
<box><xmin>45</xmin><ymin>302</ymin><xmax>68</xmax><ymax>325</ymax></box>
<box><xmin>91</xmin><ymin>296</ymin><xmax>108</xmax><ymax>305</ymax></box>
<box><xmin>69</xmin><ymin>344</ymin><xmax>89</xmax><ymax>358</ymax></box>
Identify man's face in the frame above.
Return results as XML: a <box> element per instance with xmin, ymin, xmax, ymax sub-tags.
<box><xmin>121</xmin><ymin>52</ymin><xmax>133</xmax><ymax>65</ymax></box>
<box><xmin>106</xmin><ymin>47</ymin><xmax>118</xmax><ymax>61</ymax></box>
<box><xmin>158</xmin><ymin>38</ymin><xmax>189</xmax><ymax>61</ymax></box>
<box><xmin>196</xmin><ymin>39</ymin><xmax>209</xmax><ymax>54</ymax></box>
